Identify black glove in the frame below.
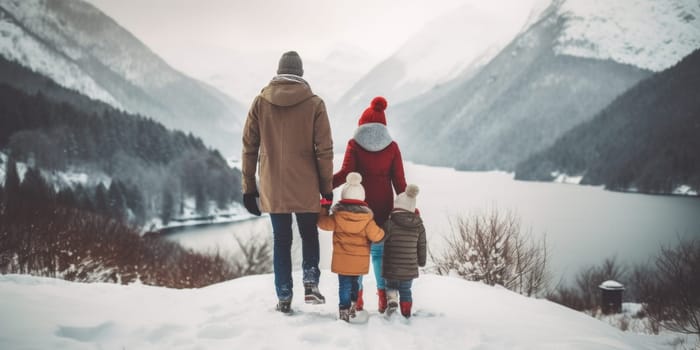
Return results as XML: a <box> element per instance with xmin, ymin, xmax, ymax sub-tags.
<box><xmin>243</xmin><ymin>192</ymin><xmax>261</xmax><ymax>216</ymax></box>
<box><xmin>321</xmin><ymin>192</ymin><xmax>333</xmax><ymax>209</ymax></box>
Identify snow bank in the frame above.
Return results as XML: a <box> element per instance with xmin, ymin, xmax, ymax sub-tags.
<box><xmin>0</xmin><ymin>272</ymin><xmax>674</xmax><ymax>350</ymax></box>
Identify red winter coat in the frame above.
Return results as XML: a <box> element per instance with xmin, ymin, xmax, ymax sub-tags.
<box><xmin>333</xmin><ymin>123</ymin><xmax>407</xmax><ymax>226</ymax></box>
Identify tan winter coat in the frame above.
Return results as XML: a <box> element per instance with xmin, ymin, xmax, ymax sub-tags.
<box><xmin>318</xmin><ymin>203</ymin><xmax>385</xmax><ymax>276</ymax></box>
<box><xmin>242</xmin><ymin>77</ymin><xmax>333</xmax><ymax>213</ymax></box>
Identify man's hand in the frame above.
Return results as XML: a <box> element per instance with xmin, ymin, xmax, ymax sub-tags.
<box><xmin>243</xmin><ymin>192</ymin><xmax>261</xmax><ymax>216</ymax></box>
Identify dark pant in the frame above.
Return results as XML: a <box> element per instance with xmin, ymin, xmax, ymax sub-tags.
<box><xmin>338</xmin><ymin>275</ymin><xmax>360</xmax><ymax>308</ymax></box>
<box><xmin>385</xmin><ymin>279</ymin><xmax>414</xmax><ymax>302</ymax></box>
<box><xmin>270</xmin><ymin>213</ymin><xmax>321</xmax><ymax>301</ymax></box>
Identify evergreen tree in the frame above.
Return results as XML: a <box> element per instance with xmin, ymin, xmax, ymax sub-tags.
<box><xmin>0</xmin><ymin>183</ymin><xmax>4</xmax><ymax>209</ymax></box>
<box><xmin>161</xmin><ymin>187</ymin><xmax>174</xmax><ymax>225</ymax></box>
<box><xmin>4</xmin><ymin>156</ymin><xmax>21</xmax><ymax>218</ymax></box>
<box><xmin>94</xmin><ymin>183</ymin><xmax>109</xmax><ymax>217</ymax></box>
<box><xmin>108</xmin><ymin>181</ymin><xmax>127</xmax><ymax>222</ymax></box>
<box><xmin>19</xmin><ymin>167</ymin><xmax>54</xmax><ymax>218</ymax></box>
<box><xmin>74</xmin><ymin>185</ymin><xmax>94</xmax><ymax>212</ymax></box>
<box><xmin>56</xmin><ymin>187</ymin><xmax>77</xmax><ymax>208</ymax></box>
<box><xmin>194</xmin><ymin>183</ymin><xmax>208</xmax><ymax>216</ymax></box>
<box><xmin>123</xmin><ymin>183</ymin><xmax>146</xmax><ymax>225</ymax></box>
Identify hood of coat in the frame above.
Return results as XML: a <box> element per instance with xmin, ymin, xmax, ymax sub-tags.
<box><xmin>389</xmin><ymin>210</ymin><xmax>423</xmax><ymax>229</ymax></box>
<box><xmin>260</xmin><ymin>75</ymin><xmax>314</xmax><ymax>107</ymax></box>
<box><xmin>353</xmin><ymin>123</ymin><xmax>393</xmax><ymax>152</ymax></box>
<box><xmin>332</xmin><ymin>205</ymin><xmax>375</xmax><ymax>233</ymax></box>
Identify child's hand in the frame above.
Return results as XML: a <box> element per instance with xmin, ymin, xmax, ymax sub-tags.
<box><xmin>321</xmin><ymin>193</ymin><xmax>333</xmax><ymax>209</ymax></box>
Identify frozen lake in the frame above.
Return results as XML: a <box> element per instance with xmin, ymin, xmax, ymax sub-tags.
<box><xmin>166</xmin><ymin>161</ymin><xmax>700</xmax><ymax>283</ymax></box>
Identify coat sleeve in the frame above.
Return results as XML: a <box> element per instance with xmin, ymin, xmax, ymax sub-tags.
<box><xmin>332</xmin><ymin>140</ymin><xmax>356</xmax><ymax>189</ymax></box>
<box><xmin>317</xmin><ymin>207</ymin><xmax>336</xmax><ymax>232</ymax></box>
<box><xmin>241</xmin><ymin>97</ymin><xmax>261</xmax><ymax>194</ymax></box>
<box><xmin>417</xmin><ymin>223</ymin><xmax>427</xmax><ymax>267</ymax></box>
<box><xmin>364</xmin><ymin>219</ymin><xmax>385</xmax><ymax>243</ymax></box>
<box><xmin>391</xmin><ymin>144</ymin><xmax>408</xmax><ymax>195</ymax></box>
<box><xmin>314</xmin><ymin>100</ymin><xmax>334</xmax><ymax>195</ymax></box>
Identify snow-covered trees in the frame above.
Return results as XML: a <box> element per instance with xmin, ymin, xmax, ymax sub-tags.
<box><xmin>432</xmin><ymin>210</ymin><xmax>549</xmax><ymax>297</ymax></box>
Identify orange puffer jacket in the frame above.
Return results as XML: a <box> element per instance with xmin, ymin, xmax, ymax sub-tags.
<box><xmin>318</xmin><ymin>202</ymin><xmax>385</xmax><ymax>275</ymax></box>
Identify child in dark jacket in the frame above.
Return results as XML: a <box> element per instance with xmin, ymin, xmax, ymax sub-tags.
<box><xmin>381</xmin><ymin>184</ymin><xmax>426</xmax><ymax>318</ymax></box>
<box><xmin>318</xmin><ymin>172</ymin><xmax>385</xmax><ymax>322</ymax></box>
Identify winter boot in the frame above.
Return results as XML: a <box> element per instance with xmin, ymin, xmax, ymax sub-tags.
<box><xmin>400</xmin><ymin>301</ymin><xmax>412</xmax><ymax>318</ymax></box>
<box><xmin>385</xmin><ymin>289</ymin><xmax>399</xmax><ymax>315</ymax></box>
<box><xmin>276</xmin><ymin>299</ymin><xmax>292</xmax><ymax>314</ymax></box>
<box><xmin>355</xmin><ymin>289</ymin><xmax>364</xmax><ymax>311</ymax></box>
<box><xmin>377</xmin><ymin>289</ymin><xmax>387</xmax><ymax>313</ymax></box>
<box><xmin>338</xmin><ymin>307</ymin><xmax>351</xmax><ymax>322</ymax></box>
<box><xmin>350</xmin><ymin>301</ymin><xmax>357</xmax><ymax>318</ymax></box>
<box><xmin>304</xmin><ymin>283</ymin><xmax>326</xmax><ymax>304</ymax></box>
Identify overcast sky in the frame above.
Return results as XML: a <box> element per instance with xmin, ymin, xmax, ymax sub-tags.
<box><xmin>85</xmin><ymin>0</ymin><xmax>545</xmax><ymax>102</ymax></box>
<box><xmin>87</xmin><ymin>0</ymin><xmax>472</xmax><ymax>64</ymax></box>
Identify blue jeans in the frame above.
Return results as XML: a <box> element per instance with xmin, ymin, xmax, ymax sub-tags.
<box><xmin>359</xmin><ymin>242</ymin><xmax>385</xmax><ymax>291</ymax></box>
<box><xmin>338</xmin><ymin>275</ymin><xmax>360</xmax><ymax>308</ymax></box>
<box><xmin>385</xmin><ymin>279</ymin><xmax>413</xmax><ymax>302</ymax></box>
<box><xmin>270</xmin><ymin>213</ymin><xmax>321</xmax><ymax>301</ymax></box>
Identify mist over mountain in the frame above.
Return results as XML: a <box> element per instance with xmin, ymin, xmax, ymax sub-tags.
<box><xmin>515</xmin><ymin>49</ymin><xmax>700</xmax><ymax>195</ymax></box>
<box><xmin>390</xmin><ymin>0</ymin><xmax>699</xmax><ymax>171</ymax></box>
<box><xmin>0</xmin><ymin>0</ymin><xmax>246</xmax><ymax>155</ymax></box>
<box><xmin>330</xmin><ymin>2</ymin><xmax>538</xmax><ymax>144</ymax></box>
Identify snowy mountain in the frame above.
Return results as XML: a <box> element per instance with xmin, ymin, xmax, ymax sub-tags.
<box><xmin>515</xmin><ymin>48</ymin><xmax>700</xmax><ymax>196</ymax></box>
<box><xmin>330</xmin><ymin>2</ymin><xmax>540</xmax><ymax>144</ymax></box>
<box><xmin>554</xmin><ymin>0</ymin><xmax>700</xmax><ymax>72</ymax></box>
<box><xmin>0</xmin><ymin>272</ymin><xmax>684</xmax><ymax>350</ymax></box>
<box><xmin>391</xmin><ymin>0</ymin><xmax>700</xmax><ymax>171</ymax></box>
<box><xmin>0</xmin><ymin>0</ymin><xmax>246</xmax><ymax>155</ymax></box>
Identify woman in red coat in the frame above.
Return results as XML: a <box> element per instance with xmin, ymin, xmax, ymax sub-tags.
<box><xmin>332</xmin><ymin>96</ymin><xmax>407</xmax><ymax>313</ymax></box>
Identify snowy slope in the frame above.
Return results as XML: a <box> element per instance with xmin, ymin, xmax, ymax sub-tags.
<box><xmin>0</xmin><ymin>7</ymin><xmax>119</xmax><ymax>106</ymax></box>
<box><xmin>555</xmin><ymin>0</ymin><xmax>700</xmax><ymax>72</ymax></box>
<box><xmin>0</xmin><ymin>272</ymin><xmax>675</xmax><ymax>350</ymax></box>
<box><xmin>0</xmin><ymin>0</ymin><xmax>246</xmax><ymax>155</ymax></box>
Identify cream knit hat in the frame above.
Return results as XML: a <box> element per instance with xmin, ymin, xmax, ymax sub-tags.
<box><xmin>393</xmin><ymin>184</ymin><xmax>419</xmax><ymax>212</ymax></box>
<box><xmin>341</xmin><ymin>172</ymin><xmax>365</xmax><ymax>201</ymax></box>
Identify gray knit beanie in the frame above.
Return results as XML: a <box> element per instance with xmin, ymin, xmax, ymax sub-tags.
<box><xmin>277</xmin><ymin>51</ymin><xmax>304</xmax><ymax>76</ymax></box>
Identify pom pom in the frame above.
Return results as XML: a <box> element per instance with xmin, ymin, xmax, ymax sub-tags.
<box><xmin>371</xmin><ymin>96</ymin><xmax>387</xmax><ymax>112</ymax></box>
<box><xmin>346</xmin><ymin>172</ymin><xmax>362</xmax><ymax>185</ymax></box>
<box><xmin>405</xmin><ymin>184</ymin><xmax>419</xmax><ymax>198</ymax></box>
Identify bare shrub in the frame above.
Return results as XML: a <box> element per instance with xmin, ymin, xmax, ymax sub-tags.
<box><xmin>545</xmin><ymin>256</ymin><xmax>628</xmax><ymax>312</ymax></box>
<box><xmin>431</xmin><ymin>210</ymin><xmax>549</xmax><ymax>296</ymax></box>
<box><xmin>232</xmin><ymin>236</ymin><xmax>272</xmax><ymax>276</ymax></box>
<box><xmin>546</xmin><ymin>284</ymin><xmax>587</xmax><ymax>311</ymax></box>
<box><xmin>645</xmin><ymin>238</ymin><xmax>700</xmax><ymax>339</ymax></box>
<box><xmin>0</xmin><ymin>206</ymin><xmax>269</xmax><ymax>288</ymax></box>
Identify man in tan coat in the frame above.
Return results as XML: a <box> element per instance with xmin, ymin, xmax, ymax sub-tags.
<box><xmin>241</xmin><ymin>51</ymin><xmax>334</xmax><ymax>313</ymax></box>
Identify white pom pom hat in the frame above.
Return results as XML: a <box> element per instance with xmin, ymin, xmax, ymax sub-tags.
<box><xmin>341</xmin><ymin>172</ymin><xmax>365</xmax><ymax>201</ymax></box>
<box><xmin>394</xmin><ymin>184</ymin><xmax>419</xmax><ymax>212</ymax></box>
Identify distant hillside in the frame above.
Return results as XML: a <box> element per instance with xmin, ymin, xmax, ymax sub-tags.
<box><xmin>515</xmin><ymin>49</ymin><xmax>700</xmax><ymax>195</ymax></box>
<box><xmin>0</xmin><ymin>66</ymin><xmax>243</xmax><ymax>224</ymax></box>
<box><xmin>0</xmin><ymin>0</ymin><xmax>245</xmax><ymax>154</ymax></box>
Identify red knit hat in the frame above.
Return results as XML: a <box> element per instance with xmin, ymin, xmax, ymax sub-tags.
<box><xmin>358</xmin><ymin>96</ymin><xmax>388</xmax><ymax>126</ymax></box>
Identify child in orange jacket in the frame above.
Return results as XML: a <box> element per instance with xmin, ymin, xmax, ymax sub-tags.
<box><xmin>318</xmin><ymin>172</ymin><xmax>385</xmax><ymax>322</ymax></box>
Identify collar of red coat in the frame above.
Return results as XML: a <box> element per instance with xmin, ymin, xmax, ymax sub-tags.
<box><xmin>339</xmin><ymin>199</ymin><xmax>368</xmax><ymax>206</ymax></box>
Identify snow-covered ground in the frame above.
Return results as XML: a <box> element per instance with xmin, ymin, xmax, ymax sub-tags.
<box><xmin>0</xmin><ymin>272</ymin><xmax>689</xmax><ymax>350</ymax></box>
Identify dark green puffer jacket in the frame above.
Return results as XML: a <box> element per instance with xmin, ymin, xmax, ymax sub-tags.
<box><xmin>381</xmin><ymin>210</ymin><xmax>427</xmax><ymax>281</ymax></box>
